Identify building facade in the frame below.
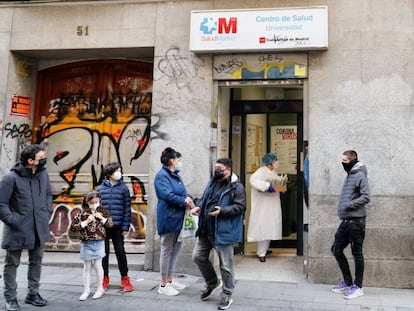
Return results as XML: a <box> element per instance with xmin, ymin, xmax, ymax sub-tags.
<box><xmin>0</xmin><ymin>0</ymin><xmax>413</xmax><ymax>288</ymax></box>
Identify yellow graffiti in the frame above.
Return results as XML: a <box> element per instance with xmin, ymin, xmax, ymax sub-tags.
<box><xmin>231</xmin><ymin>61</ymin><xmax>302</xmax><ymax>79</ymax></box>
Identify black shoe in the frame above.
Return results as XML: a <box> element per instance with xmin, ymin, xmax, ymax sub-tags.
<box><xmin>266</xmin><ymin>250</ymin><xmax>273</xmax><ymax>256</ymax></box>
<box><xmin>5</xmin><ymin>299</ymin><xmax>20</xmax><ymax>311</ymax></box>
<box><xmin>258</xmin><ymin>256</ymin><xmax>266</xmax><ymax>262</ymax></box>
<box><xmin>200</xmin><ymin>279</ymin><xmax>222</xmax><ymax>300</ymax></box>
<box><xmin>25</xmin><ymin>293</ymin><xmax>48</xmax><ymax>307</ymax></box>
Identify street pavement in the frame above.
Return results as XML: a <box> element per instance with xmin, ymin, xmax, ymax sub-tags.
<box><xmin>0</xmin><ymin>252</ymin><xmax>414</xmax><ymax>311</ymax></box>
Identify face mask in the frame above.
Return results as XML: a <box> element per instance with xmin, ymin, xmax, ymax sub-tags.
<box><xmin>175</xmin><ymin>163</ymin><xmax>182</xmax><ymax>172</ymax></box>
<box><xmin>272</xmin><ymin>161</ymin><xmax>280</xmax><ymax>171</ymax></box>
<box><xmin>37</xmin><ymin>158</ymin><xmax>47</xmax><ymax>168</ymax></box>
<box><xmin>88</xmin><ymin>202</ymin><xmax>100</xmax><ymax>210</ymax></box>
<box><xmin>342</xmin><ymin>159</ymin><xmax>358</xmax><ymax>172</ymax></box>
<box><xmin>214</xmin><ymin>169</ymin><xmax>225</xmax><ymax>180</ymax></box>
<box><xmin>112</xmin><ymin>171</ymin><xmax>122</xmax><ymax>180</ymax></box>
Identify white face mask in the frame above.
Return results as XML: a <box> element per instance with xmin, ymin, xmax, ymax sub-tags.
<box><xmin>175</xmin><ymin>162</ymin><xmax>182</xmax><ymax>172</ymax></box>
<box><xmin>88</xmin><ymin>202</ymin><xmax>100</xmax><ymax>210</ymax></box>
<box><xmin>112</xmin><ymin>170</ymin><xmax>122</xmax><ymax>181</ymax></box>
<box><xmin>272</xmin><ymin>161</ymin><xmax>280</xmax><ymax>171</ymax></box>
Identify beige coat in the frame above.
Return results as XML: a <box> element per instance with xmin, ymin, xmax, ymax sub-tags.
<box><xmin>247</xmin><ymin>166</ymin><xmax>283</xmax><ymax>242</ymax></box>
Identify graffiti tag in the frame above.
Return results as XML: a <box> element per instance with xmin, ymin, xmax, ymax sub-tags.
<box><xmin>4</xmin><ymin>122</ymin><xmax>32</xmax><ymax>139</ymax></box>
<box><xmin>213</xmin><ymin>58</ymin><xmax>244</xmax><ymax>74</ymax></box>
<box><xmin>156</xmin><ymin>47</ymin><xmax>203</xmax><ymax>89</ymax></box>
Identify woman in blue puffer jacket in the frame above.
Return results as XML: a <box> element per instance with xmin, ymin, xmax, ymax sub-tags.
<box><xmin>154</xmin><ymin>147</ymin><xmax>194</xmax><ymax>296</ymax></box>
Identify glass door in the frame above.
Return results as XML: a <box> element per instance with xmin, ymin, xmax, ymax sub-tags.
<box><xmin>230</xmin><ymin>100</ymin><xmax>303</xmax><ymax>255</ymax></box>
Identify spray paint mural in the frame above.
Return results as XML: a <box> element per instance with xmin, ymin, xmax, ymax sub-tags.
<box><xmin>34</xmin><ymin>60</ymin><xmax>153</xmax><ymax>252</ymax></box>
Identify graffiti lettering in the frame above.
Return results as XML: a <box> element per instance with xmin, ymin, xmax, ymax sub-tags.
<box><xmin>126</xmin><ymin>127</ymin><xmax>143</xmax><ymax>141</ymax></box>
<box><xmin>4</xmin><ymin>122</ymin><xmax>32</xmax><ymax>139</ymax></box>
<box><xmin>257</xmin><ymin>54</ymin><xmax>284</xmax><ymax>64</ymax></box>
<box><xmin>156</xmin><ymin>47</ymin><xmax>203</xmax><ymax>89</ymax></box>
<box><xmin>213</xmin><ymin>58</ymin><xmax>244</xmax><ymax>74</ymax></box>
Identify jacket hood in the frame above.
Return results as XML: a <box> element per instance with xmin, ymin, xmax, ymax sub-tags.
<box><xmin>102</xmin><ymin>178</ymin><xmax>122</xmax><ymax>187</ymax></box>
<box><xmin>11</xmin><ymin>161</ymin><xmax>37</xmax><ymax>177</ymax></box>
<box><xmin>349</xmin><ymin>161</ymin><xmax>368</xmax><ymax>176</ymax></box>
<box><xmin>230</xmin><ymin>172</ymin><xmax>239</xmax><ymax>183</ymax></box>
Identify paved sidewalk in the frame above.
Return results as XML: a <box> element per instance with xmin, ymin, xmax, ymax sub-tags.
<box><xmin>1</xmin><ymin>256</ymin><xmax>413</xmax><ymax>311</ymax></box>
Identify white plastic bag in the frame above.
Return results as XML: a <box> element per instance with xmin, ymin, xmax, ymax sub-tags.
<box><xmin>178</xmin><ymin>209</ymin><xmax>198</xmax><ymax>241</ymax></box>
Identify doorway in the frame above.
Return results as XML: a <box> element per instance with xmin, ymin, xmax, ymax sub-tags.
<box><xmin>34</xmin><ymin>59</ymin><xmax>153</xmax><ymax>252</ymax></box>
<box><xmin>230</xmin><ymin>98</ymin><xmax>304</xmax><ymax>256</ymax></box>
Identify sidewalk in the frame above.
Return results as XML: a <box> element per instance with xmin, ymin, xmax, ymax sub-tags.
<box><xmin>1</xmin><ymin>252</ymin><xmax>413</xmax><ymax>311</ymax></box>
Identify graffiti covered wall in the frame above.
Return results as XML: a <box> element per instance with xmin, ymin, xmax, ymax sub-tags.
<box><xmin>34</xmin><ymin>60</ymin><xmax>153</xmax><ymax>252</ymax></box>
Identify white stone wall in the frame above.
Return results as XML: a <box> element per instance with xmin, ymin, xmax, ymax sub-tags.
<box><xmin>307</xmin><ymin>0</ymin><xmax>414</xmax><ymax>287</ymax></box>
<box><xmin>0</xmin><ymin>0</ymin><xmax>413</xmax><ymax>287</ymax></box>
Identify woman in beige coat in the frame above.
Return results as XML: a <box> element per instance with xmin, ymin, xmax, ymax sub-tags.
<box><xmin>247</xmin><ymin>153</ymin><xmax>285</xmax><ymax>262</ymax></box>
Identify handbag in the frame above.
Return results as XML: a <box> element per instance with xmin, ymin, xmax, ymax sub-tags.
<box><xmin>178</xmin><ymin>209</ymin><xmax>198</xmax><ymax>241</ymax></box>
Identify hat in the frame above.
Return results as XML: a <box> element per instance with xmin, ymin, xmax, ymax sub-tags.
<box><xmin>262</xmin><ymin>153</ymin><xmax>277</xmax><ymax>166</ymax></box>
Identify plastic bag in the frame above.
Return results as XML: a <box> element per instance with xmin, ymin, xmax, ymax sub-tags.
<box><xmin>178</xmin><ymin>209</ymin><xmax>198</xmax><ymax>241</ymax></box>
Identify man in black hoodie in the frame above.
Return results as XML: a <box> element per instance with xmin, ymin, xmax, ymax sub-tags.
<box><xmin>0</xmin><ymin>144</ymin><xmax>52</xmax><ymax>311</ymax></box>
<box><xmin>331</xmin><ymin>150</ymin><xmax>370</xmax><ymax>300</ymax></box>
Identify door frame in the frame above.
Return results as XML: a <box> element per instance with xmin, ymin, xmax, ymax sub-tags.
<box><xmin>230</xmin><ymin>99</ymin><xmax>304</xmax><ymax>255</ymax></box>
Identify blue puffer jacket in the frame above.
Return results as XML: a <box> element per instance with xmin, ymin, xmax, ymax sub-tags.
<box><xmin>154</xmin><ymin>166</ymin><xmax>187</xmax><ymax>236</ymax></box>
<box><xmin>337</xmin><ymin>162</ymin><xmax>370</xmax><ymax>219</ymax></box>
<box><xmin>97</xmin><ymin>179</ymin><xmax>131</xmax><ymax>231</ymax></box>
<box><xmin>196</xmin><ymin>174</ymin><xmax>246</xmax><ymax>246</ymax></box>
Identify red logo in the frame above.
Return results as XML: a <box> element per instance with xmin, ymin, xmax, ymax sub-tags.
<box><xmin>259</xmin><ymin>37</ymin><xmax>266</xmax><ymax>44</ymax></box>
<box><xmin>218</xmin><ymin>17</ymin><xmax>237</xmax><ymax>34</ymax></box>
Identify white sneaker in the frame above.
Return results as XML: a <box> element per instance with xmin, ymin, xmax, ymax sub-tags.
<box><xmin>170</xmin><ymin>279</ymin><xmax>186</xmax><ymax>290</ymax></box>
<box><xmin>79</xmin><ymin>291</ymin><xmax>90</xmax><ymax>301</ymax></box>
<box><xmin>92</xmin><ymin>290</ymin><xmax>104</xmax><ymax>299</ymax></box>
<box><xmin>158</xmin><ymin>283</ymin><xmax>180</xmax><ymax>296</ymax></box>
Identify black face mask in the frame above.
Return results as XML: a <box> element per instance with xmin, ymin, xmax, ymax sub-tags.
<box><xmin>342</xmin><ymin>159</ymin><xmax>358</xmax><ymax>172</ymax></box>
<box><xmin>37</xmin><ymin>158</ymin><xmax>47</xmax><ymax>169</ymax></box>
<box><xmin>214</xmin><ymin>169</ymin><xmax>225</xmax><ymax>180</ymax></box>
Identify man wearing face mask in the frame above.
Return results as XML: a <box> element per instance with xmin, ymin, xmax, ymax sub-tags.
<box><xmin>0</xmin><ymin>144</ymin><xmax>52</xmax><ymax>311</ymax></box>
<box><xmin>247</xmin><ymin>153</ymin><xmax>286</xmax><ymax>262</ymax></box>
<box><xmin>331</xmin><ymin>150</ymin><xmax>370</xmax><ymax>300</ymax></box>
<box><xmin>97</xmin><ymin>162</ymin><xmax>133</xmax><ymax>292</ymax></box>
<box><xmin>192</xmin><ymin>158</ymin><xmax>246</xmax><ymax>310</ymax></box>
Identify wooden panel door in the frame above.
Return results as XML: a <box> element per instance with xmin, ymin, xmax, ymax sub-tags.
<box><xmin>34</xmin><ymin>60</ymin><xmax>153</xmax><ymax>252</ymax></box>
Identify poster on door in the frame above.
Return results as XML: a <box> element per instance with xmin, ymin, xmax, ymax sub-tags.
<box><xmin>246</xmin><ymin>124</ymin><xmax>263</xmax><ymax>173</ymax></box>
<box><xmin>271</xmin><ymin>125</ymin><xmax>297</xmax><ymax>174</ymax></box>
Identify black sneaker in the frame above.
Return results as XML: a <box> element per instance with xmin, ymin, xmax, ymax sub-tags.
<box><xmin>200</xmin><ymin>279</ymin><xmax>222</xmax><ymax>300</ymax></box>
<box><xmin>217</xmin><ymin>296</ymin><xmax>233</xmax><ymax>310</ymax></box>
<box><xmin>25</xmin><ymin>293</ymin><xmax>48</xmax><ymax>307</ymax></box>
<box><xmin>5</xmin><ymin>299</ymin><xmax>20</xmax><ymax>311</ymax></box>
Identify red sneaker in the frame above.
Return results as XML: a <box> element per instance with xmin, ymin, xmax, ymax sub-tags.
<box><xmin>103</xmin><ymin>276</ymin><xmax>110</xmax><ymax>291</ymax></box>
<box><xmin>121</xmin><ymin>276</ymin><xmax>133</xmax><ymax>292</ymax></box>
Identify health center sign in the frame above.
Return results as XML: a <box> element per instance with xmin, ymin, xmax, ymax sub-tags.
<box><xmin>190</xmin><ymin>6</ymin><xmax>328</xmax><ymax>53</ymax></box>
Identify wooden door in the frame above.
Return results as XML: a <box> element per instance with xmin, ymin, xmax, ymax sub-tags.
<box><xmin>34</xmin><ymin>60</ymin><xmax>153</xmax><ymax>252</ymax></box>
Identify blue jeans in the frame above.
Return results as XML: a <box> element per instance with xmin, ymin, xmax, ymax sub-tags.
<box><xmin>3</xmin><ymin>244</ymin><xmax>44</xmax><ymax>301</ymax></box>
<box><xmin>331</xmin><ymin>218</ymin><xmax>365</xmax><ymax>288</ymax></box>
<box><xmin>192</xmin><ymin>236</ymin><xmax>234</xmax><ymax>298</ymax></box>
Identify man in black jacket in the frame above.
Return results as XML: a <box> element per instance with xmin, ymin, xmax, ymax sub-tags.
<box><xmin>331</xmin><ymin>150</ymin><xmax>370</xmax><ymax>300</ymax></box>
<box><xmin>0</xmin><ymin>144</ymin><xmax>52</xmax><ymax>311</ymax></box>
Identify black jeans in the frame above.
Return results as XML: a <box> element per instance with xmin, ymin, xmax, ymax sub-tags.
<box><xmin>331</xmin><ymin>218</ymin><xmax>365</xmax><ymax>288</ymax></box>
<box><xmin>103</xmin><ymin>226</ymin><xmax>129</xmax><ymax>277</ymax></box>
